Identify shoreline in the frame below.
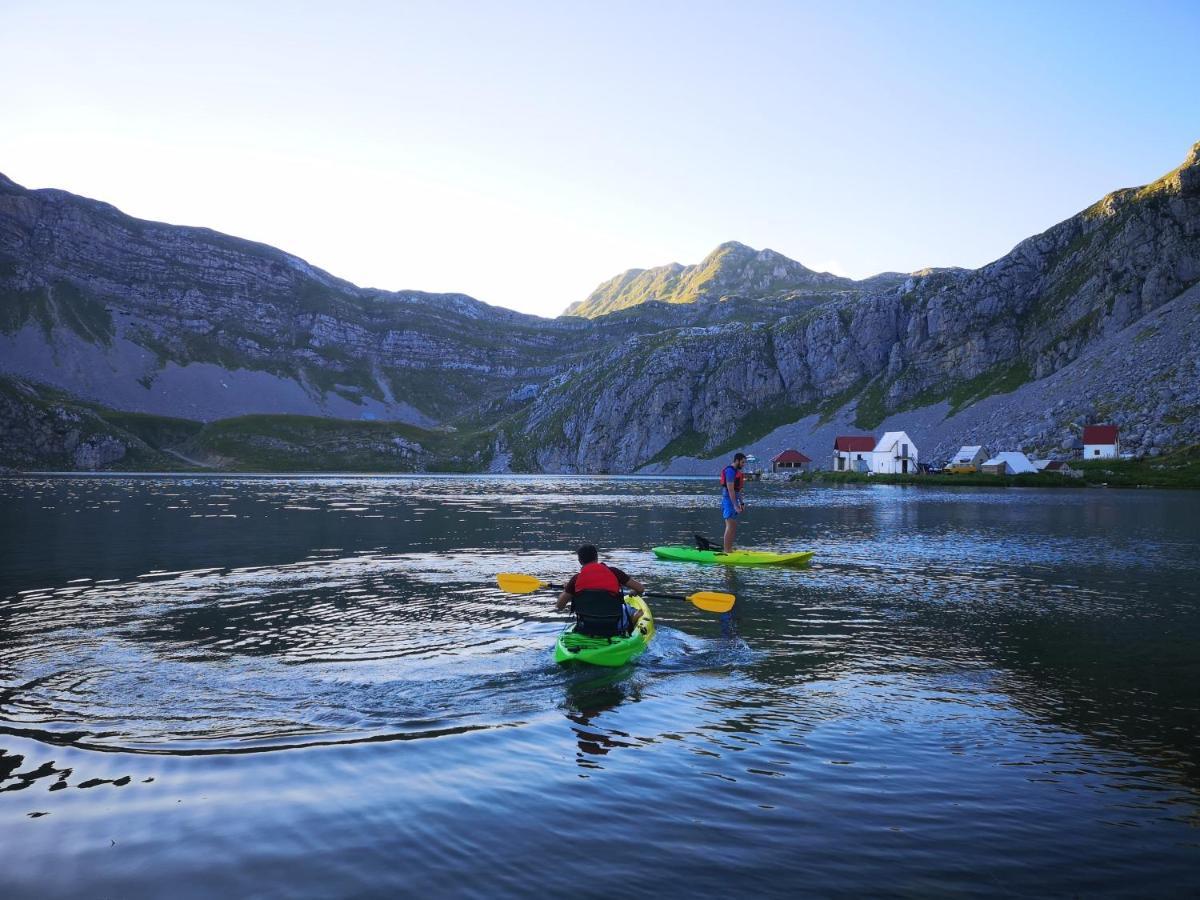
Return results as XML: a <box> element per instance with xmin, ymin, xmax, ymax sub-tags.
<box><xmin>788</xmin><ymin>450</ymin><xmax>1200</xmax><ymax>490</ymax></box>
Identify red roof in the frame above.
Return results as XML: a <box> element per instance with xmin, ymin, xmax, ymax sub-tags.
<box><xmin>1082</xmin><ymin>424</ymin><xmax>1119</xmax><ymax>444</ymax></box>
<box><xmin>834</xmin><ymin>435</ymin><xmax>875</xmax><ymax>452</ymax></box>
<box><xmin>772</xmin><ymin>449</ymin><xmax>811</xmax><ymax>464</ymax></box>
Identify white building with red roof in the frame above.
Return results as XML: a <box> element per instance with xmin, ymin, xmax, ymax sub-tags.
<box><xmin>1082</xmin><ymin>424</ymin><xmax>1120</xmax><ymax>459</ymax></box>
<box><xmin>832</xmin><ymin>435</ymin><xmax>875</xmax><ymax>472</ymax></box>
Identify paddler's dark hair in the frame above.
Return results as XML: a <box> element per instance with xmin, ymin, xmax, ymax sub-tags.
<box><xmin>577</xmin><ymin>544</ymin><xmax>599</xmax><ymax>565</ymax></box>
<box><xmin>733</xmin><ymin>452</ymin><xmax>747</xmax><ymax>462</ymax></box>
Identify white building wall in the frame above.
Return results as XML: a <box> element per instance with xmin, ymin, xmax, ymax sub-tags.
<box><xmin>869</xmin><ymin>433</ymin><xmax>919</xmax><ymax>474</ymax></box>
<box><xmin>1083</xmin><ymin>443</ymin><xmax>1118</xmax><ymax>459</ymax></box>
<box><xmin>832</xmin><ymin>450</ymin><xmax>871</xmax><ymax>472</ymax></box>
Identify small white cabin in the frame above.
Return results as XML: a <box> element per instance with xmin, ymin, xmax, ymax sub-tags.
<box><xmin>951</xmin><ymin>446</ymin><xmax>988</xmax><ymax>470</ymax></box>
<box><xmin>870</xmin><ymin>431</ymin><xmax>918</xmax><ymax>475</ymax></box>
<box><xmin>1082</xmin><ymin>425</ymin><xmax>1119</xmax><ymax>459</ymax></box>
<box><xmin>981</xmin><ymin>451</ymin><xmax>1038</xmax><ymax>475</ymax></box>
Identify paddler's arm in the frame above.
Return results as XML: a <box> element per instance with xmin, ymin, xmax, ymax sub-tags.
<box><xmin>556</xmin><ymin>590</ymin><xmax>572</xmax><ymax>611</ymax></box>
<box><xmin>610</xmin><ymin>566</ymin><xmax>643</xmax><ymax>596</ymax></box>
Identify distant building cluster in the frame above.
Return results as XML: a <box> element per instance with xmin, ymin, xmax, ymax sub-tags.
<box><xmin>942</xmin><ymin>425</ymin><xmax>1119</xmax><ymax>476</ymax></box>
<box><xmin>758</xmin><ymin>424</ymin><xmax>1121</xmax><ymax>478</ymax></box>
<box><xmin>830</xmin><ymin>431</ymin><xmax>918</xmax><ymax>474</ymax></box>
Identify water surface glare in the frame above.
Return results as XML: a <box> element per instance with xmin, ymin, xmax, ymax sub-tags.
<box><xmin>1</xmin><ymin>475</ymin><xmax>1198</xmax><ymax>897</ymax></box>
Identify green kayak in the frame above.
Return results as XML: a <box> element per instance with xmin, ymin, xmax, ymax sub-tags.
<box><xmin>653</xmin><ymin>546</ymin><xmax>815</xmax><ymax>567</ymax></box>
<box><xmin>553</xmin><ymin>595</ymin><xmax>654</xmax><ymax>667</ymax></box>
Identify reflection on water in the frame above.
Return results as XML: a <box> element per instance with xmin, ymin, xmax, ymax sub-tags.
<box><xmin>564</xmin><ymin>671</ymin><xmax>643</xmax><ymax>771</ymax></box>
<box><xmin>0</xmin><ymin>475</ymin><xmax>1198</xmax><ymax>896</ymax></box>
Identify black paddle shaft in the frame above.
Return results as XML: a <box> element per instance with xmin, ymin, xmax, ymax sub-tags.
<box><xmin>543</xmin><ymin>583</ymin><xmax>685</xmax><ymax>602</ymax></box>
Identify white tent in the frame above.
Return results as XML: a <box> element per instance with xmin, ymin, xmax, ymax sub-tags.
<box><xmin>981</xmin><ymin>451</ymin><xmax>1038</xmax><ymax>475</ymax></box>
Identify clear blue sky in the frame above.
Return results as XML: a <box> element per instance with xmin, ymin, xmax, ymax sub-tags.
<box><xmin>3</xmin><ymin>0</ymin><xmax>1197</xmax><ymax>316</ymax></box>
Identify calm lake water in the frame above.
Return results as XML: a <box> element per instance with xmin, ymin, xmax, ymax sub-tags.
<box><xmin>1</xmin><ymin>475</ymin><xmax>1198</xmax><ymax>897</ymax></box>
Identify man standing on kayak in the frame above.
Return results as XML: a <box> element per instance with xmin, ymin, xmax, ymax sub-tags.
<box><xmin>721</xmin><ymin>452</ymin><xmax>747</xmax><ymax>553</ymax></box>
<box><xmin>557</xmin><ymin>545</ymin><xmax>646</xmax><ymax>636</ymax></box>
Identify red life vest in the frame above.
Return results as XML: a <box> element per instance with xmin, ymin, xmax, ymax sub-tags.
<box><xmin>720</xmin><ymin>465</ymin><xmax>744</xmax><ymax>493</ymax></box>
<box><xmin>574</xmin><ymin>562</ymin><xmax>621</xmax><ymax>595</ymax></box>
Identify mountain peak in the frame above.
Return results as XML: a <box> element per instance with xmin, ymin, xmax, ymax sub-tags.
<box><xmin>1176</xmin><ymin>140</ymin><xmax>1200</xmax><ymax>195</ymax></box>
<box><xmin>710</xmin><ymin>239</ymin><xmax>754</xmax><ymax>254</ymax></box>
<box><xmin>566</xmin><ymin>241</ymin><xmax>848</xmax><ymax>318</ymax></box>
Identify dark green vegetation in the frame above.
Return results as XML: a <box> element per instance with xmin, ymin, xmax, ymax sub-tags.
<box><xmin>97</xmin><ymin>410</ymin><xmax>204</xmax><ymax>453</ymax></box>
<box><xmin>1075</xmin><ymin>445</ymin><xmax>1200</xmax><ymax>488</ymax></box>
<box><xmin>0</xmin><ymin>376</ymin><xmax>495</xmax><ymax>473</ymax></box>
<box><xmin>707</xmin><ymin>400</ymin><xmax>817</xmax><ymax>458</ymax></box>
<box><xmin>0</xmin><ymin>376</ymin><xmax>189</xmax><ymax>471</ymax></box>
<box><xmin>645</xmin><ymin>429</ymin><xmax>707</xmax><ymax>468</ymax></box>
<box><xmin>853</xmin><ymin>362</ymin><xmax>1033</xmax><ymax>430</ymax></box>
<box><xmin>853</xmin><ymin>379</ymin><xmax>889</xmax><ymax>430</ymax></box>
<box><xmin>0</xmin><ymin>279</ymin><xmax>114</xmax><ymax>345</ymax></box>
<box><xmin>940</xmin><ymin>361</ymin><xmax>1033</xmax><ymax>418</ymax></box>
<box><xmin>818</xmin><ymin>379</ymin><xmax>867</xmax><ymax>425</ymax></box>
<box><xmin>181</xmin><ymin>414</ymin><xmax>494</xmax><ymax>472</ymax></box>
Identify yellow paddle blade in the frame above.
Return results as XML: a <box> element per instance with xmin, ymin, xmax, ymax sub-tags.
<box><xmin>686</xmin><ymin>591</ymin><xmax>735</xmax><ymax>613</ymax></box>
<box><xmin>496</xmin><ymin>572</ymin><xmax>548</xmax><ymax>594</ymax></box>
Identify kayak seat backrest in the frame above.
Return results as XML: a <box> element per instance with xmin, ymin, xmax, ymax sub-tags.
<box><xmin>571</xmin><ymin>589</ymin><xmax>624</xmax><ymax>637</ymax></box>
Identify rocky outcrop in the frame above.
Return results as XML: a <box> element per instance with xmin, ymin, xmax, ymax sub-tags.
<box><xmin>644</xmin><ymin>280</ymin><xmax>1200</xmax><ymax>474</ymax></box>
<box><xmin>72</xmin><ymin>435</ymin><xmax>126</xmax><ymax>470</ymax></box>
<box><xmin>0</xmin><ymin>379</ymin><xmax>134</xmax><ymax>470</ymax></box>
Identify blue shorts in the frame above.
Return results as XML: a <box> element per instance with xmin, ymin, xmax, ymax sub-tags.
<box><xmin>721</xmin><ymin>496</ymin><xmax>739</xmax><ymax>519</ymax></box>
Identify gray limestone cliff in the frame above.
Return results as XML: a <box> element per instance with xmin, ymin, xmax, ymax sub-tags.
<box><xmin>521</xmin><ymin>142</ymin><xmax>1200</xmax><ymax>471</ymax></box>
<box><xmin>0</xmin><ymin>171</ymin><xmax>589</xmax><ymax>426</ymax></box>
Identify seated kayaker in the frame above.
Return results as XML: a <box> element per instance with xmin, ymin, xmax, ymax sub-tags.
<box><xmin>556</xmin><ymin>544</ymin><xmax>646</xmax><ymax>637</ymax></box>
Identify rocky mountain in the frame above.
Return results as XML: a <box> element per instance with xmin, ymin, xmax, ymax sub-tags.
<box><xmin>2</xmin><ymin>141</ymin><xmax>1198</xmax><ymax>473</ymax></box>
<box><xmin>564</xmin><ymin>240</ymin><xmax>876</xmax><ymax>318</ymax></box>
<box><xmin>519</xmin><ymin>142</ymin><xmax>1200</xmax><ymax>471</ymax></box>
<box><xmin>0</xmin><ymin>170</ymin><xmax>603</xmax><ymax>426</ymax></box>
